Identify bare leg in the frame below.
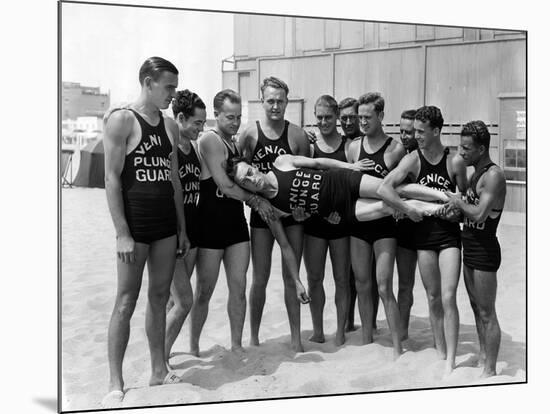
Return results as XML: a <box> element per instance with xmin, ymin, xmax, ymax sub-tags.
<box><xmin>304</xmin><ymin>235</ymin><xmax>329</xmax><ymax>343</ymax></box>
<box><xmin>249</xmin><ymin>228</ymin><xmax>275</xmax><ymax>346</ymax></box>
<box><xmin>346</xmin><ymin>267</ymin><xmax>358</xmax><ymax>332</ymax></box>
<box><xmin>106</xmin><ymin>243</ymin><xmax>148</xmax><ymax>395</ymax></box>
<box><xmin>463</xmin><ymin>265</ymin><xmax>486</xmax><ymax>366</ymax></box>
<box><xmin>190</xmin><ymin>248</ymin><xmax>224</xmax><ymax>356</ymax></box>
<box><xmin>222</xmin><ymin>241</ymin><xmax>250</xmax><ymax>352</ymax></box>
<box><xmin>373</xmin><ymin>238</ymin><xmax>402</xmax><ymax>359</ymax></box>
<box><xmin>351</xmin><ymin>237</ymin><xmax>374</xmax><ymax>344</ymax></box>
<box><xmin>146</xmin><ymin>235</ymin><xmax>178</xmax><ymax>386</ymax></box>
<box><xmin>468</xmin><ymin>266</ymin><xmax>500</xmax><ymax>377</ymax></box>
<box><xmin>280</xmin><ymin>225</ymin><xmax>305</xmax><ymax>352</ymax></box>
<box><xmin>371</xmin><ymin>255</ymin><xmax>379</xmax><ymax>330</ymax></box>
<box><xmin>439</xmin><ymin>247</ymin><xmax>461</xmax><ymax>375</ymax></box>
<box><xmin>165</xmin><ymin>248</ymin><xmax>197</xmax><ymax>362</ymax></box>
<box><xmin>417</xmin><ymin>250</ymin><xmax>446</xmax><ymax>360</ymax></box>
<box><xmin>396</xmin><ymin>246</ymin><xmax>417</xmax><ymax>340</ymax></box>
<box><xmin>328</xmin><ymin>237</ymin><xmax>351</xmax><ymax>346</ymax></box>
<box><xmin>357</xmin><ymin>175</ymin><xmax>447</xmax><ymax>203</ymax></box>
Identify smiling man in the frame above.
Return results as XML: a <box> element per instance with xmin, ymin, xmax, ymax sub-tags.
<box><xmin>238</xmin><ymin>76</ymin><xmax>310</xmax><ymax>352</ymax></box>
<box><xmin>378</xmin><ymin>105</ymin><xmax>467</xmax><ymax>374</ymax></box>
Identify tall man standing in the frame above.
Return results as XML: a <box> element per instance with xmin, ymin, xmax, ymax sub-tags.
<box><xmin>190</xmin><ymin>89</ymin><xmax>274</xmax><ymax>356</ymax></box>
<box><xmin>338</xmin><ymin>97</ymin><xmax>379</xmax><ymax>333</ymax></box>
<box><xmin>238</xmin><ymin>77</ymin><xmax>310</xmax><ymax>352</ymax></box>
<box><xmin>378</xmin><ymin>106</ymin><xmax>467</xmax><ymax>374</ymax></box>
<box><xmin>347</xmin><ymin>92</ymin><xmax>405</xmax><ymax>358</ymax></box>
<box><xmin>102</xmin><ymin>57</ymin><xmax>189</xmax><ymax>407</ymax></box>
<box><xmin>441</xmin><ymin>120</ymin><xmax>506</xmax><ymax>377</ymax></box>
<box><xmin>395</xmin><ymin>109</ymin><xmax>419</xmax><ymax>340</ymax></box>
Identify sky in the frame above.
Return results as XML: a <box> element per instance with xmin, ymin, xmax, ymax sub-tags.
<box><xmin>62</xmin><ymin>2</ymin><xmax>234</xmax><ymax>112</ymax></box>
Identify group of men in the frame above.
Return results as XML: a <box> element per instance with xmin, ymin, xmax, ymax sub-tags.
<box><xmin>100</xmin><ymin>56</ymin><xmax>506</xmax><ymax>407</ymax></box>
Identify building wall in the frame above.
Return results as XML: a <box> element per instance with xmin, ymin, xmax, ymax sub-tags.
<box><xmin>62</xmin><ymin>82</ymin><xmax>110</xmax><ymax>120</ymax></box>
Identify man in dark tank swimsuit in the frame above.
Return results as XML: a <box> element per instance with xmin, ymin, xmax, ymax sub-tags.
<box><xmin>102</xmin><ymin>57</ymin><xmax>188</xmax><ymax>407</ymax></box>
<box><xmin>189</xmin><ymin>89</ymin><xmax>275</xmax><ymax>358</ymax></box>
<box><xmin>164</xmin><ymin>89</ymin><xmax>206</xmax><ymax>365</ymax></box>
<box><xmin>303</xmin><ymin>95</ymin><xmax>356</xmax><ymax>346</ymax></box>
<box><xmin>347</xmin><ymin>92</ymin><xmax>407</xmax><ymax>359</ymax></box>
<box><xmin>378</xmin><ymin>105</ymin><xmax>468</xmax><ymax>375</ymax></box>
<box><xmin>438</xmin><ymin>120</ymin><xmax>506</xmax><ymax>378</ymax></box>
<box><xmin>238</xmin><ymin>77</ymin><xmax>310</xmax><ymax>352</ymax></box>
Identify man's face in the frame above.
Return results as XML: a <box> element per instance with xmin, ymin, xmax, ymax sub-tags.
<box><xmin>414</xmin><ymin>119</ymin><xmax>438</xmax><ymax>149</ymax></box>
<box><xmin>234</xmin><ymin>161</ymin><xmax>264</xmax><ymax>192</ymax></box>
<box><xmin>358</xmin><ymin>103</ymin><xmax>382</xmax><ymax>137</ymax></box>
<box><xmin>215</xmin><ymin>99</ymin><xmax>242</xmax><ymax>136</ymax></box>
<box><xmin>315</xmin><ymin>105</ymin><xmax>338</xmax><ymax>137</ymax></box>
<box><xmin>148</xmin><ymin>71</ymin><xmax>178</xmax><ymax>110</ymax></box>
<box><xmin>178</xmin><ymin>107</ymin><xmax>207</xmax><ymax>141</ymax></box>
<box><xmin>339</xmin><ymin>106</ymin><xmax>360</xmax><ymax>138</ymax></box>
<box><xmin>459</xmin><ymin>135</ymin><xmax>482</xmax><ymax>167</ymax></box>
<box><xmin>399</xmin><ymin>118</ymin><xmax>417</xmax><ymax>151</ymax></box>
<box><xmin>261</xmin><ymin>86</ymin><xmax>288</xmax><ymax>121</ymax></box>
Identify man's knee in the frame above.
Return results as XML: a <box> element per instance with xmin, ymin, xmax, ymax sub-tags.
<box><xmin>113</xmin><ymin>296</ymin><xmax>138</xmax><ymax>320</ymax></box>
<box><xmin>478</xmin><ymin>305</ymin><xmax>497</xmax><ymax>323</ymax></box>
<box><xmin>441</xmin><ymin>291</ymin><xmax>457</xmax><ymax>309</ymax></box>
<box><xmin>195</xmin><ymin>283</ymin><xmax>215</xmax><ymax>304</ymax></box>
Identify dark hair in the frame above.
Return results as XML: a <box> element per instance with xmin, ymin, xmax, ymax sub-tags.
<box><xmin>357</xmin><ymin>92</ymin><xmax>385</xmax><ymax>114</ymax></box>
<box><xmin>338</xmin><ymin>97</ymin><xmax>358</xmax><ymax>113</ymax></box>
<box><xmin>400</xmin><ymin>109</ymin><xmax>417</xmax><ymax>120</ymax></box>
<box><xmin>461</xmin><ymin>120</ymin><xmax>491</xmax><ymax>148</ymax></box>
<box><xmin>415</xmin><ymin>105</ymin><xmax>444</xmax><ymax>130</ymax></box>
<box><xmin>172</xmin><ymin>89</ymin><xmax>206</xmax><ymax>119</ymax></box>
<box><xmin>225</xmin><ymin>155</ymin><xmax>250</xmax><ymax>180</ymax></box>
<box><xmin>314</xmin><ymin>95</ymin><xmax>339</xmax><ymax>116</ymax></box>
<box><xmin>213</xmin><ymin>89</ymin><xmax>241</xmax><ymax>112</ymax></box>
<box><xmin>138</xmin><ymin>57</ymin><xmax>178</xmax><ymax>85</ymax></box>
<box><xmin>260</xmin><ymin>76</ymin><xmax>289</xmax><ymax>98</ymax></box>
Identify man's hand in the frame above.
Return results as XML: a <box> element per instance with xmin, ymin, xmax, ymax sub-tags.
<box><xmin>295</xmin><ymin>281</ymin><xmax>311</xmax><ymax>304</ymax></box>
<box><xmin>392</xmin><ymin>209</ymin><xmax>406</xmax><ymax>221</ymax></box>
<box><xmin>435</xmin><ymin>203</ymin><xmax>463</xmax><ymax>222</ymax></box>
<box><xmin>292</xmin><ymin>206</ymin><xmax>311</xmax><ymax>222</ymax></box>
<box><xmin>256</xmin><ymin>196</ymin><xmax>276</xmax><ymax>222</ymax></box>
<box><xmin>405</xmin><ymin>206</ymin><xmax>424</xmax><ymax>222</ymax></box>
<box><xmin>117</xmin><ymin>234</ymin><xmax>136</xmax><ymax>263</ymax></box>
<box><xmin>304</xmin><ymin>129</ymin><xmax>317</xmax><ymax>144</ymax></box>
<box><xmin>176</xmin><ymin>229</ymin><xmax>191</xmax><ymax>259</ymax></box>
<box><xmin>324</xmin><ymin>211</ymin><xmax>341</xmax><ymax>225</ymax></box>
<box><xmin>444</xmin><ymin>191</ymin><xmax>463</xmax><ymax>209</ymax></box>
<box><xmin>351</xmin><ymin>158</ymin><xmax>375</xmax><ymax>171</ymax></box>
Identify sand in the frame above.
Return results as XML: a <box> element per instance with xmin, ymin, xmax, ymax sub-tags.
<box><xmin>60</xmin><ymin>187</ymin><xmax>525</xmax><ymax>412</ymax></box>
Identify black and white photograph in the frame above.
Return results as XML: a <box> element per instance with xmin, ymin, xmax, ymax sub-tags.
<box><xmin>6</xmin><ymin>0</ymin><xmax>538</xmax><ymax>413</ymax></box>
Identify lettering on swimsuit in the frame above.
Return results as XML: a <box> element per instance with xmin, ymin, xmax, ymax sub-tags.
<box><xmin>288</xmin><ymin>171</ymin><xmax>321</xmax><ymax>214</ymax></box>
<box><xmin>253</xmin><ymin>144</ymin><xmax>288</xmax><ymax>172</ymax></box>
<box><xmin>464</xmin><ymin>189</ymin><xmax>486</xmax><ymax>230</ymax></box>
<box><xmin>419</xmin><ymin>173</ymin><xmax>452</xmax><ymax>191</ymax></box>
<box><xmin>133</xmin><ymin>134</ymin><xmax>172</xmax><ymax>183</ymax></box>
<box><xmin>372</xmin><ymin>162</ymin><xmax>389</xmax><ymax>177</ymax></box>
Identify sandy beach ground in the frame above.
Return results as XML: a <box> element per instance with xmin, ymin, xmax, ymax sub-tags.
<box><xmin>61</xmin><ymin>187</ymin><xmax>525</xmax><ymax>412</ymax></box>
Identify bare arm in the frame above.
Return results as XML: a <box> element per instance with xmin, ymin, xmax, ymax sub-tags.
<box><xmin>199</xmin><ymin>132</ymin><xmax>275</xmax><ymax>220</ymax></box>
<box><xmin>166</xmin><ymin>117</ymin><xmax>190</xmax><ymax>257</ymax></box>
<box><xmin>289</xmin><ymin>125</ymin><xmax>311</xmax><ymax>156</ymax></box>
<box><xmin>237</xmin><ymin>124</ymin><xmax>256</xmax><ymax>161</ymax></box>
<box><xmin>446</xmin><ymin>168</ymin><xmax>506</xmax><ymax>223</ymax></box>
<box><xmin>103</xmin><ymin>110</ymin><xmax>135</xmax><ymax>262</ymax></box>
<box><xmin>377</xmin><ymin>153</ymin><xmax>425</xmax><ymax>221</ymax></box>
<box><xmin>451</xmin><ymin>153</ymin><xmax>469</xmax><ymax>193</ymax></box>
<box><xmin>290</xmin><ymin>154</ymin><xmax>373</xmax><ymax>171</ymax></box>
<box><xmin>266</xmin><ymin>219</ymin><xmax>310</xmax><ymax>304</ymax></box>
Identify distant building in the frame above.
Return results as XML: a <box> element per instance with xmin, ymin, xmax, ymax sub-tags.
<box><xmin>62</xmin><ymin>82</ymin><xmax>110</xmax><ymax>120</ymax></box>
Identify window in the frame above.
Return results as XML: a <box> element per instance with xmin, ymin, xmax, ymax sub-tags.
<box><xmin>503</xmin><ymin>109</ymin><xmax>526</xmax><ymax>182</ymax></box>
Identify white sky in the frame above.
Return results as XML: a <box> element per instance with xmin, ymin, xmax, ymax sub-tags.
<box><xmin>62</xmin><ymin>2</ymin><xmax>233</xmax><ymax>112</ymax></box>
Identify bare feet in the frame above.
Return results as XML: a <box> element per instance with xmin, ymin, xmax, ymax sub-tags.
<box><xmin>480</xmin><ymin>368</ymin><xmax>496</xmax><ymax>378</ymax></box>
<box><xmin>345</xmin><ymin>323</ymin><xmax>358</xmax><ymax>332</ymax></box>
<box><xmin>308</xmin><ymin>332</ymin><xmax>325</xmax><ymax>343</ymax></box>
<box><xmin>291</xmin><ymin>340</ymin><xmax>304</xmax><ymax>353</ymax></box>
<box><xmin>443</xmin><ymin>360</ymin><xmax>455</xmax><ymax>377</ymax></box>
<box><xmin>190</xmin><ymin>344</ymin><xmax>200</xmax><ymax>357</ymax></box>
<box><xmin>334</xmin><ymin>332</ymin><xmax>345</xmax><ymax>347</ymax></box>
<box><xmin>150</xmin><ymin>371</ymin><xmax>181</xmax><ymax>386</ymax></box>
<box><xmin>361</xmin><ymin>330</ymin><xmax>374</xmax><ymax>345</ymax></box>
<box><xmin>101</xmin><ymin>390</ymin><xmax>124</xmax><ymax>409</ymax></box>
<box><xmin>249</xmin><ymin>337</ymin><xmax>260</xmax><ymax>347</ymax></box>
